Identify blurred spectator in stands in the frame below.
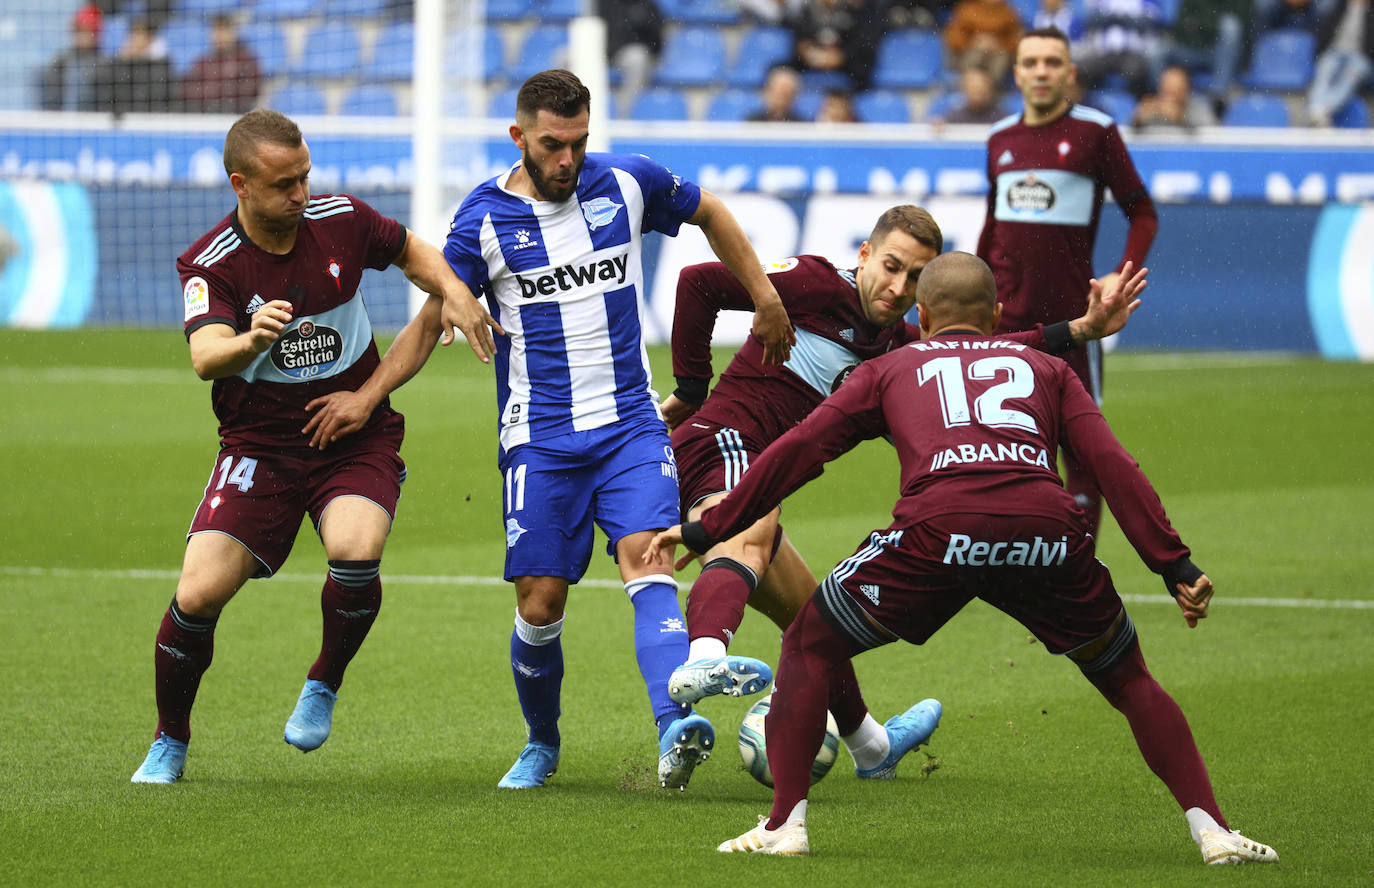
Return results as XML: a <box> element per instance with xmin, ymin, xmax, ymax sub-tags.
<box><xmin>741</xmin><ymin>0</ymin><xmax>807</xmax><ymax>23</ymax></box>
<box><xmin>815</xmin><ymin>87</ymin><xmax>860</xmax><ymax>120</ymax></box>
<box><xmin>598</xmin><ymin>0</ymin><xmax>662</xmax><ymax>118</ymax></box>
<box><xmin>938</xmin><ymin>64</ymin><xmax>1008</xmax><ymax>121</ymax></box>
<box><xmin>748</xmin><ymin>64</ymin><xmax>807</xmax><ymax>120</ymax></box>
<box><xmin>91</xmin><ymin>16</ymin><xmax>175</xmax><ymax>114</ymax></box>
<box><xmin>1306</xmin><ymin>0</ymin><xmax>1374</xmax><ymax>125</ymax></box>
<box><xmin>1132</xmin><ymin>63</ymin><xmax>1218</xmax><ymax>127</ymax></box>
<box><xmin>944</xmin><ymin>0</ymin><xmax>1024</xmax><ymax>82</ymax></box>
<box><xmin>96</xmin><ymin>0</ymin><xmax>174</xmax><ymax>31</ymax></box>
<box><xmin>1033</xmin><ymin>0</ymin><xmax>1083</xmax><ymax>43</ymax></box>
<box><xmin>1075</xmin><ymin>0</ymin><xmax>1168</xmax><ymax>97</ymax></box>
<box><xmin>790</xmin><ymin>0</ymin><xmax>886</xmax><ymax>91</ymax></box>
<box><xmin>889</xmin><ymin>0</ymin><xmax>957</xmax><ymax>29</ymax></box>
<box><xmin>40</xmin><ymin>4</ymin><xmax>103</xmax><ymax>111</ymax></box>
<box><xmin>1155</xmin><ymin>0</ymin><xmax>1249</xmax><ymax>113</ymax></box>
<box><xmin>1255</xmin><ymin>0</ymin><xmax>1336</xmax><ymax>34</ymax></box>
<box><xmin>179</xmin><ymin>14</ymin><xmax>260</xmax><ymax>114</ymax></box>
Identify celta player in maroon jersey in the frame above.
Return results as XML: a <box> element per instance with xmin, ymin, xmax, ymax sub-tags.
<box><xmin>130</xmin><ymin>110</ymin><xmax>501</xmax><ymax>784</ymax></box>
<box><xmin>658</xmin><ymin>205</ymin><xmax>1140</xmax><ymax>783</ymax></box>
<box><xmin>978</xmin><ymin>26</ymin><xmax>1158</xmax><ymax>539</ymax></box>
<box><xmin>647</xmin><ymin>252</ymin><xmax>1276</xmax><ymax>866</ymax></box>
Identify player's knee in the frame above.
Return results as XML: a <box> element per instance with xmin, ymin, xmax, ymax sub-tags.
<box><xmin>328</xmin><ymin>558</ymin><xmax>380</xmax><ymax>589</ymax></box>
<box><xmin>515</xmin><ymin>579</ymin><xmax>568</xmax><ymax>625</ymax></box>
<box><xmin>1068</xmin><ymin>610</ymin><xmax>1140</xmax><ymax>681</ymax></box>
<box><xmin>173</xmin><ymin>580</ymin><xmax>235</xmax><ymax>618</ymax></box>
<box><xmin>702</xmin><ymin>556</ymin><xmax>760</xmax><ymax>593</ymax></box>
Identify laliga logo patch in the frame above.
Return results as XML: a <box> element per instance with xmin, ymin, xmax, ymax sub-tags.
<box><xmin>580</xmin><ymin>196</ymin><xmax>623</xmax><ymax>231</ymax></box>
<box><xmin>326</xmin><ymin>258</ymin><xmax>341</xmax><ymax>291</ymax></box>
<box><xmin>270</xmin><ymin>319</ymin><xmax>343</xmax><ymax>380</ymax></box>
<box><xmin>183</xmin><ymin>276</ymin><xmax>209</xmax><ymax>321</ymax></box>
<box><xmin>763</xmin><ymin>257</ymin><xmax>799</xmax><ymax>275</ymax></box>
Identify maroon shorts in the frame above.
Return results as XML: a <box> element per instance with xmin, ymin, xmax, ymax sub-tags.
<box><xmin>671</xmin><ymin>418</ymin><xmax>764</xmax><ymax>516</ymax></box>
<box><xmin>187</xmin><ymin>423</ymin><xmax>405</xmax><ymax>578</ymax></box>
<box><xmin>815</xmin><ymin>512</ymin><xmax>1122</xmax><ymax>657</ymax></box>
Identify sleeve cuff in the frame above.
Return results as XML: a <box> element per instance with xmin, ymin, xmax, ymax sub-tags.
<box><xmin>1041</xmin><ymin>320</ymin><xmax>1074</xmax><ymax>354</ymax></box>
<box><xmin>1161</xmin><ymin>556</ymin><xmax>1203</xmax><ymax>597</ymax></box>
<box><xmin>680</xmin><ymin>520</ymin><xmax>715</xmax><ymax>555</ymax></box>
<box><xmin>673</xmin><ymin>377</ymin><xmax>709</xmax><ymax>406</ymax></box>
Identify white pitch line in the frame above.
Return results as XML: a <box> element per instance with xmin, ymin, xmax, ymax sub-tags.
<box><xmin>2</xmin><ymin>565</ymin><xmax>1370</xmax><ymax>609</ymax></box>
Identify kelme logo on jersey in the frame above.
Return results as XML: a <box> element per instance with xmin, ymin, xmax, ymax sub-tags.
<box><xmin>1007</xmin><ymin>174</ymin><xmax>1056</xmax><ymax>213</ymax></box>
<box><xmin>270</xmin><ymin>320</ymin><xmax>343</xmax><ymax>379</ymax></box>
<box><xmin>515</xmin><ymin>254</ymin><xmax>629</xmax><ymax>299</ymax></box>
<box><xmin>580</xmin><ymin>196</ymin><xmax>623</xmax><ymax>230</ymax></box>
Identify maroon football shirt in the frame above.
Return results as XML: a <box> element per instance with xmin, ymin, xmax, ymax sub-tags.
<box><xmin>176</xmin><ymin>194</ymin><xmax>406</xmax><ymax>449</ymax></box>
<box><xmin>977</xmin><ymin>104</ymin><xmax>1157</xmax><ymax>333</ymax></box>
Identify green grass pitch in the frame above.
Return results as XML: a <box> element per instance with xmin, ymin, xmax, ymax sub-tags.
<box><xmin>1</xmin><ymin>329</ymin><xmax>1372</xmax><ymax>886</ymax></box>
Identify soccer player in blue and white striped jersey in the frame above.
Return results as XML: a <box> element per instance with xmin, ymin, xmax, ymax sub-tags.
<box><xmin>443</xmin><ymin>69</ymin><xmax>795</xmax><ymax>791</ymax></box>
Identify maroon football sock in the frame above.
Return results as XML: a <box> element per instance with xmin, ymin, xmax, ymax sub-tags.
<box><xmin>307</xmin><ymin>560</ymin><xmax>382</xmax><ymax>691</ymax></box>
<box><xmin>153</xmin><ymin>600</ymin><xmax>217</xmax><ymax>743</ymax></box>
<box><xmin>1087</xmin><ymin>641</ymin><xmax>1228</xmax><ymax>829</ymax></box>
<box><xmin>684</xmin><ymin>558</ymin><xmax>756</xmax><ymax>644</ymax></box>
<box><xmin>827</xmin><ymin>661</ymin><xmax>869</xmax><ymax>736</ymax></box>
<box><xmin>766</xmin><ymin>600</ymin><xmax>861</xmax><ymax>829</ymax></box>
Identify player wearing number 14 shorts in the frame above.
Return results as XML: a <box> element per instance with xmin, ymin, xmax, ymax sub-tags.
<box><xmin>130</xmin><ymin>109</ymin><xmax>499</xmax><ymax>783</ymax></box>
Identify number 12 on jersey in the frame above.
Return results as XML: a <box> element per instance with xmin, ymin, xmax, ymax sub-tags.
<box><xmin>916</xmin><ymin>355</ymin><xmax>1038</xmax><ymax>433</ymax></box>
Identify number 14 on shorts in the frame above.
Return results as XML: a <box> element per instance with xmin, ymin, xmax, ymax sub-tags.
<box><xmin>214</xmin><ymin>455</ymin><xmax>258</xmax><ymax>493</ymax></box>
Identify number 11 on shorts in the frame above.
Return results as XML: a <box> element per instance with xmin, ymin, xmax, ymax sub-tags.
<box><xmin>505</xmin><ymin>463</ymin><xmax>526</xmax><ymax>512</ymax></box>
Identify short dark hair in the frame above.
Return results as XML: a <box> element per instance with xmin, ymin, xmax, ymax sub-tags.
<box><xmin>1016</xmin><ymin>26</ymin><xmax>1072</xmax><ymax>60</ymax></box>
<box><xmin>915</xmin><ymin>252</ymin><xmax>998</xmax><ymax>329</ymax></box>
<box><xmin>870</xmin><ymin>205</ymin><xmax>943</xmax><ymax>255</ymax></box>
<box><xmin>223</xmin><ymin>109</ymin><xmax>302</xmax><ymax>178</ymax></box>
<box><xmin>516</xmin><ymin>69</ymin><xmax>591</xmax><ymax>122</ymax></box>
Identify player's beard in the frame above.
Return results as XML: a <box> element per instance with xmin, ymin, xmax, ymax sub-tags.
<box><xmin>523</xmin><ymin>150</ymin><xmax>582</xmax><ymax>203</ymax></box>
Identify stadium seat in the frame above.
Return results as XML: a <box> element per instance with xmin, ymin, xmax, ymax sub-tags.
<box><xmin>321</xmin><ymin>0</ymin><xmax>388</xmax><ymax>17</ymax></box>
<box><xmin>100</xmin><ymin>15</ymin><xmax>129</xmax><ymax>56</ymax></box>
<box><xmin>1158</xmin><ymin>0</ymin><xmax>1183</xmax><ymax>23</ymax></box>
<box><xmin>924</xmin><ymin>90</ymin><xmax>960</xmax><ymax>121</ymax></box>
<box><xmin>444</xmin><ymin>26</ymin><xmax>506</xmax><ymax>82</ymax></box>
<box><xmin>485</xmin><ymin>0</ymin><xmax>537</xmax><ymax>20</ymax></box>
<box><xmin>872</xmin><ymin>30</ymin><xmax>943</xmax><ymax>90</ymax></box>
<box><xmin>854</xmin><ymin>89</ymin><xmax>911</xmax><ymax>123</ymax></box>
<box><xmin>174</xmin><ymin>0</ymin><xmax>241</xmax><ymax>17</ymax></box>
<box><xmin>794</xmin><ymin>88</ymin><xmax>824</xmax><ymax>121</ymax></box>
<box><xmin>539</xmin><ymin>0</ymin><xmax>586</xmax><ymax>20</ymax></box>
<box><xmin>1333</xmin><ymin>96</ymin><xmax>1370</xmax><ymax>128</ymax></box>
<box><xmin>800</xmin><ymin>70</ymin><xmax>853</xmax><ymax>93</ymax></box>
<box><xmin>159</xmin><ymin>19</ymin><xmax>211</xmax><ymax>78</ymax></box>
<box><xmin>630</xmin><ymin>87</ymin><xmax>690</xmax><ymax>120</ymax></box>
<box><xmin>367</xmin><ymin>21</ymin><xmax>414</xmax><ymax>81</ymax></box>
<box><xmin>292</xmin><ymin>23</ymin><xmax>363</xmax><ymax>79</ymax></box>
<box><xmin>658</xmin><ymin>0</ymin><xmax>742</xmax><ymax>25</ymax></box>
<box><xmin>1085</xmin><ymin>88</ymin><xmax>1137</xmax><ymax>124</ymax></box>
<box><xmin>724</xmin><ymin>26</ymin><xmax>794</xmax><ymax>88</ymax></box>
<box><xmin>511</xmin><ymin>24</ymin><xmax>569</xmax><ymax>82</ymax></box>
<box><xmin>487</xmin><ymin>84</ymin><xmax>521</xmax><ymax>117</ymax></box>
<box><xmin>250</xmin><ymin>0</ymin><xmax>325</xmax><ymax>19</ymax></box>
<box><xmin>654</xmin><ymin>26</ymin><xmax>726</xmax><ymax>88</ymax></box>
<box><xmin>340</xmin><ymin>83</ymin><xmax>400</xmax><ymax>116</ymax></box>
<box><xmin>241</xmin><ymin>21</ymin><xmax>289</xmax><ymax>79</ymax></box>
<box><xmin>1222</xmin><ymin>92</ymin><xmax>1290</xmax><ymax>126</ymax></box>
<box><xmin>1008</xmin><ymin>0</ymin><xmax>1039</xmax><ymax>27</ymax></box>
<box><xmin>1243</xmin><ymin>29</ymin><xmax>1316</xmax><ymax>91</ymax></box>
<box><xmin>268</xmin><ymin>81</ymin><xmax>328</xmax><ymax>116</ymax></box>
<box><xmin>706</xmin><ymin>88</ymin><xmax>759</xmax><ymax>121</ymax></box>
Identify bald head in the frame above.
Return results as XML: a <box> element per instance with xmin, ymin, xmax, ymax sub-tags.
<box><xmin>915</xmin><ymin>252</ymin><xmax>999</xmax><ymax>335</ymax></box>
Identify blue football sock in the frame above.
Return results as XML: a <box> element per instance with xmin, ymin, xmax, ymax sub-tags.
<box><xmin>511</xmin><ymin>612</ymin><xmax>563</xmax><ymax>748</ymax></box>
<box><xmin>626</xmin><ymin>575</ymin><xmax>690</xmax><ymax>736</ymax></box>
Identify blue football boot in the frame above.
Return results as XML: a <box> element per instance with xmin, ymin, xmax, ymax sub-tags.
<box><xmin>130</xmin><ymin>733</ymin><xmax>188</xmax><ymax>784</ymax></box>
<box><xmin>498</xmin><ymin>741</ymin><xmax>560</xmax><ymax>789</ymax></box>
<box><xmin>856</xmin><ymin>698</ymin><xmax>942</xmax><ymax>779</ymax></box>
<box><xmin>658</xmin><ymin>712</ymin><xmax>715</xmax><ymax>791</ymax></box>
<box><xmin>284</xmin><ymin>679</ymin><xmax>337</xmax><ymax>752</ymax></box>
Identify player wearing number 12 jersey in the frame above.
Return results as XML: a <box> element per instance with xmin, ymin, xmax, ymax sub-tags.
<box><xmin>131</xmin><ymin>109</ymin><xmax>498</xmax><ymax>784</ymax></box>
<box><xmin>649</xmin><ymin>252</ymin><xmax>1275</xmax><ymax>865</ymax></box>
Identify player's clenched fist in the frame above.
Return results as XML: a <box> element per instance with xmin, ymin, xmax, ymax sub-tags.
<box><xmin>248</xmin><ymin>300</ymin><xmax>293</xmax><ymax>352</ymax></box>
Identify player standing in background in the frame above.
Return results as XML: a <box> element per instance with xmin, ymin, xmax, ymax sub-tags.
<box><xmin>442</xmin><ymin>69</ymin><xmax>795</xmax><ymax>791</ymax></box>
<box><xmin>659</xmin><ymin>205</ymin><xmax>1140</xmax><ymax>780</ymax></box>
<box><xmin>130</xmin><ymin>109</ymin><xmax>499</xmax><ymax>784</ymax></box>
<box><xmin>648</xmin><ymin>253</ymin><xmax>1275</xmax><ymax>866</ymax></box>
<box><xmin>978</xmin><ymin>26</ymin><xmax>1158</xmax><ymax>539</ymax></box>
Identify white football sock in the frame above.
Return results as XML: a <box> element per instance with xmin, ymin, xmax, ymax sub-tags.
<box><xmin>842</xmin><ymin>713</ymin><xmax>890</xmax><ymax>770</ymax></box>
<box><xmin>771</xmin><ymin>798</ymin><xmax>807</xmax><ymax>828</ymax></box>
<box><xmin>687</xmin><ymin>637</ymin><xmax>728</xmax><ymax>662</ymax></box>
<box><xmin>1186</xmin><ymin>807</ymin><xmax>1223</xmax><ymax>845</ymax></box>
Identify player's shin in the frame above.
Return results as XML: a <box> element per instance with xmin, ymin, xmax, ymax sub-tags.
<box><xmin>685</xmin><ymin>557</ymin><xmax>757</xmax><ymax>648</ymax></box>
<box><xmin>511</xmin><ymin>611</ymin><xmax>564</xmax><ymax>747</ymax></box>
<box><xmin>154</xmin><ymin>598</ymin><xmax>218</xmax><ymax>743</ymax></box>
<box><xmin>626</xmin><ymin>574</ymin><xmax>691</xmax><ymax>729</ymax></box>
<box><xmin>308</xmin><ymin>559</ymin><xmax>381</xmax><ymax>690</ymax></box>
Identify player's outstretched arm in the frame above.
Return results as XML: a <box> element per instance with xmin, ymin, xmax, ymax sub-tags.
<box><xmin>303</xmin><ymin>292</ymin><xmax>446</xmax><ymax>449</ymax></box>
<box><xmin>394</xmin><ymin>230</ymin><xmax>504</xmax><ymax>363</ymax></box>
<box><xmin>188</xmin><ymin>300</ymin><xmax>293</xmax><ymax>380</ymax></box>
<box><xmin>689</xmin><ymin>190</ymin><xmax>795</xmax><ymax>365</ymax></box>
<box><xmin>1069</xmin><ymin>261</ymin><xmax>1146</xmax><ymax>344</ymax></box>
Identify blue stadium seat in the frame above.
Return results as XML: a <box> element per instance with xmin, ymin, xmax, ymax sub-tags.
<box><xmin>269</xmin><ymin>81</ymin><xmax>328</xmax><ymax>116</ymax></box>
<box><xmin>321</xmin><ymin>0</ymin><xmax>389</xmax><ymax>17</ymax></box>
<box><xmin>1244</xmin><ymin>29</ymin><xmax>1316</xmax><ymax>91</ymax></box>
<box><xmin>658</xmin><ymin>0</ymin><xmax>742</xmax><ymax>24</ymax></box>
<box><xmin>340</xmin><ymin>83</ymin><xmax>400</xmax><ymax>116</ymax></box>
<box><xmin>100</xmin><ymin>15</ymin><xmax>129</xmax><ymax>56</ymax></box>
<box><xmin>487</xmin><ymin>85</ymin><xmax>521</xmax><ymax>118</ymax></box>
<box><xmin>241</xmin><ymin>21</ymin><xmax>289</xmax><ymax>78</ymax></box>
<box><xmin>800</xmin><ymin>70</ymin><xmax>853</xmax><ymax>93</ymax></box>
<box><xmin>655</xmin><ymin>26</ymin><xmax>727</xmax><ymax>87</ymax></box>
<box><xmin>159</xmin><ymin>19</ymin><xmax>211</xmax><ymax>78</ymax></box>
<box><xmin>175</xmin><ymin>0</ymin><xmax>241</xmax><ymax>17</ymax></box>
<box><xmin>924</xmin><ymin>90</ymin><xmax>960</xmax><ymax>121</ymax></box>
<box><xmin>251</xmin><ymin>0</ymin><xmax>325</xmax><ymax>19</ymax></box>
<box><xmin>1222</xmin><ymin>92</ymin><xmax>1290</xmax><ymax>126</ymax></box>
<box><xmin>1158</xmin><ymin>0</ymin><xmax>1183</xmax><ymax>24</ymax></box>
<box><xmin>1333</xmin><ymin>96</ymin><xmax>1370</xmax><ymax>128</ymax></box>
<box><xmin>872</xmin><ymin>29</ymin><xmax>943</xmax><ymax>90</ymax></box>
<box><xmin>854</xmin><ymin>89</ymin><xmax>911</xmax><ymax>123</ymax></box>
<box><xmin>511</xmin><ymin>24</ymin><xmax>569</xmax><ymax>82</ymax></box>
<box><xmin>706</xmin><ymin>88</ymin><xmax>759</xmax><ymax>121</ymax></box>
<box><xmin>485</xmin><ymin>0</ymin><xmax>537</xmax><ymax>20</ymax></box>
<box><xmin>292</xmin><ymin>22</ymin><xmax>362</xmax><ymax>79</ymax></box>
<box><xmin>445</xmin><ymin>27</ymin><xmax>506</xmax><ymax>82</ymax></box>
<box><xmin>794</xmin><ymin>88</ymin><xmax>824</xmax><ymax>121</ymax></box>
<box><xmin>1008</xmin><ymin>0</ymin><xmax>1038</xmax><ymax>27</ymax></box>
<box><xmin>630</xmin><ymin>87</ymin><xmax>690</xmax><ymax>120</ymax></box>
<box><xmin>724</xmin><ymin>26</ymin><xmax>794</xmax><ymax>88</ymax></box>
<box><xmin>367</xmin><ymin>21</ymin><xmax>414</xmax><ymax>81</ymax></box>
<box><xmin>539</xmin><ymin>0</ymin><xmax>586</xmax><ymax>20</ymax></box>
<box><xmin>1085</xmin><ymin>88</ymin><xmax>1137</xmax><ymax>124</ymax></box>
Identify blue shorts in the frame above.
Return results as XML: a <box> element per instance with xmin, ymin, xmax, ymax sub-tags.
<box><xmin>498</xmin><ymin>417</ymin><xmax>680</xmax><ymax>582</ymax></box>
